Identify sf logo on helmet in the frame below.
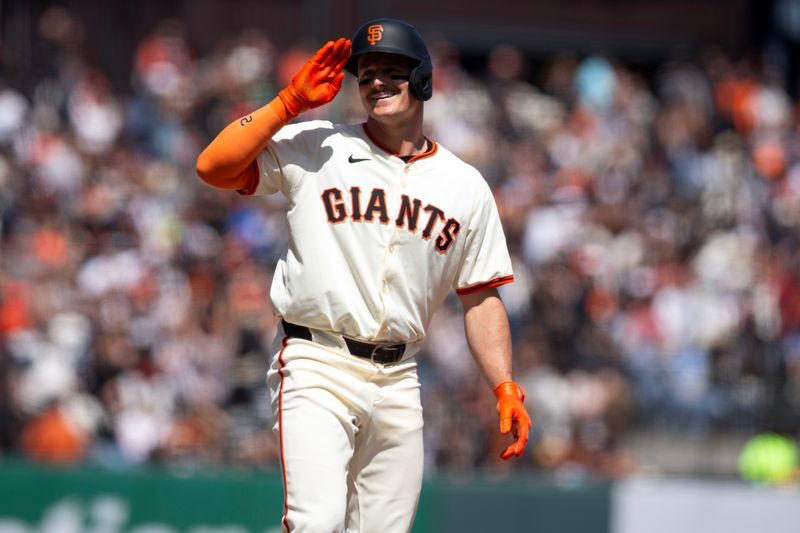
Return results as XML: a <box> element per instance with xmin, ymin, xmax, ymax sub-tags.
<box><xmin>367</xmin><ymin>24</ymin><xmax>384</xmax><ymax>45</ymax></box>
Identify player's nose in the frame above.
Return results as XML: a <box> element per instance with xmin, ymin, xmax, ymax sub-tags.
<box><xmin>369</xmin><ymin>73</ymin><xmax>390</xmax><ymax>88</ymax></box>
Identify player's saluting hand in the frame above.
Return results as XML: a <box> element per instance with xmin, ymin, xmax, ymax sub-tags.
<box><xmin>279</xmin><ymin>38</ymin><xmax>351</xmax><ymax>116</ymax></box>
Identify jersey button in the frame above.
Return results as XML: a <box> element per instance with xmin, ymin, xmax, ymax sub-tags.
<box><xmin>389</xmin><ymin>244</ymin><xmax>396</xmax><ymax>253</ymax></box>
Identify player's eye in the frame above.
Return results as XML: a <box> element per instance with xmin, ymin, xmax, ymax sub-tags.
<box><xmin>358</xmin><ymin>70</ymin><xmax>408</xmax><ymax>85</ymax></box>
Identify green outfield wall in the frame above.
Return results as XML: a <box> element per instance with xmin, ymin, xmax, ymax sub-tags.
<box><xmin>0</xmin><ymin>460</ymin><xmax>611</xmax><ymax>533</ymax></box>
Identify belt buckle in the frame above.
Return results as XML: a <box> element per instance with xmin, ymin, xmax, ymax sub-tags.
<box><xmin>370</xmin><ymin>344</ymin><xmax>403</xmax><ymax>364</ymax></box>
<box><xmin>369</xmin><ymin>345</ymin><xmax>382</xmax><ymax>364</ymax></box>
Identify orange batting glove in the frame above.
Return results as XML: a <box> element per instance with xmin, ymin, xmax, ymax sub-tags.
<box><xmin>278</xmin><ymin>37</ymin><xmax>352</xmax><ymax>118</ymax></box>
<box><xmin>494</xmin><ymin>380</ymin><xmax>532</xmax><ymax>460</ymax></box>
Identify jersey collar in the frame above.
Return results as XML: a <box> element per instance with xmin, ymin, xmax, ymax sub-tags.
<box><xmin>361</xmin><ymin>123</ymin><xmax>438</xmax><ymax>163</ymax></box>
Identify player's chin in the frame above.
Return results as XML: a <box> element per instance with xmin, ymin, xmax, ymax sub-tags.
<box><xmin>367</xmin><ymin>105</ymin><xmax>404</xmax><ymax>122</ymax></box>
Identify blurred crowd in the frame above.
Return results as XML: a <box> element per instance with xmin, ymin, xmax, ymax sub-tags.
<box><xmin>2</xmin><ymin>6</ymin><xmax>800</xmax><ymax>480</ymax></box>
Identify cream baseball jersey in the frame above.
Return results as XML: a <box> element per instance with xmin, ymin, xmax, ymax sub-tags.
<box><xmin>243</xmin><ymin>119</ymin><xmax>513</xmax><ymax>350</ymax></box>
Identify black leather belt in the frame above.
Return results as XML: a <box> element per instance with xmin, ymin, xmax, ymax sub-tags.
<box><xmin>281</xmin><ymin>320</ymin><xmax>406</xmax><ymax>364</ymax></box>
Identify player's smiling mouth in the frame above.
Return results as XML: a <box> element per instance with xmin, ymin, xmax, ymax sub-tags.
<box><xmin>372</xmin><ymin>90</ymin><xmax>397</xmax><ymax>101</ymax></box>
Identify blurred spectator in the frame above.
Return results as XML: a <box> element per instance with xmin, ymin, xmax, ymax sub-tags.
<box><xmin>20</xmin><ymin>405</ymin><xmax>87</xmax><ymax>463</ymax></box>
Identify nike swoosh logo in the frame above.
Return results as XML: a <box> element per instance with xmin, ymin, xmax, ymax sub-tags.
<box><xmin>348</xmin><ymin>155</ymin><xmax>370</xmax><ymax>163</ymax></box>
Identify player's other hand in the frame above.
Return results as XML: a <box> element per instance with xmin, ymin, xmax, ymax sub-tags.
<box><xmin>279</xmin><ymin>38</ymin><xmax>352</xmax><ymax>117</ymax></box>
<box><xmin>493</xmin><ymin>380</ymin><xmax>531</xmax><ymax>460</ymax></box>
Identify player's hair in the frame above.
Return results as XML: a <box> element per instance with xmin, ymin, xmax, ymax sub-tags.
<box><xmin>345</xmin><ymin>18</ymin><xmax>433</xmax><ymax>101</ymax></box>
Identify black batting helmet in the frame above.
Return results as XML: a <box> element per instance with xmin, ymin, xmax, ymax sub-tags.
<box><xmin>345</xmin><ymin>18</ymin><xmax>433</xmax><ymax>101</ymax></box>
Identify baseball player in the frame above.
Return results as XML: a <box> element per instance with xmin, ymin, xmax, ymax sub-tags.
<box><xmin>196</xmin><ymin>18</ymin><xmax>531</xmax><ymax>532</ymax></box>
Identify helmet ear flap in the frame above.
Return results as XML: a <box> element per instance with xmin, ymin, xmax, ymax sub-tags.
<box><xmin>409</xmin><ymin>64</ymin><xmax>433</xmax><ymax>101</ymax></box>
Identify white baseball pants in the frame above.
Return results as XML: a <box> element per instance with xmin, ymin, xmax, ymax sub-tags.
<box><xmin>267</xmin><ymin>333</ymin><xmax>424</xmax><ymax>533</ymax></box>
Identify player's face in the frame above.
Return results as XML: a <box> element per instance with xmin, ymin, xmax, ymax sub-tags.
<box><xmin>357</xmin><ymin>53</ymin><xmax>420</xmax><ymax>123</ymax></box>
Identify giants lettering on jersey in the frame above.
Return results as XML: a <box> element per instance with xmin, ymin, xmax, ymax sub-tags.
<box><xmin>321</xmin><ymin>187</ymin><xmax>461</xmax><ymax>254</ymax></box>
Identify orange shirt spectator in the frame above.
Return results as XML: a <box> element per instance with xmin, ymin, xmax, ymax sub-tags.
<box><xmin>20</xmin><ymin>406</ymin><xmax>86</xmax><ymax>464</ymax></box>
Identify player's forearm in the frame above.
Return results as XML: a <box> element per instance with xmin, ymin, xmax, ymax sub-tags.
<box><xmin>460</xmin><ymin>288</ymin><xmax>514</xmax><ymax>388</ymax></box>
<box><xmin>195</xmin><ymin>96</ymin><xmax>293</xmax><ymax>188</ymax></box>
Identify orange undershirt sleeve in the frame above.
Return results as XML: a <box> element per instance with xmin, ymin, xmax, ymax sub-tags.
<box><xmin>195</xmin><ymin>96</ymin><xmax>295</xmax><ymax>190</ymax></box>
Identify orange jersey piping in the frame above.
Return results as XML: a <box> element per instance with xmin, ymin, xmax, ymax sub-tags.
<box><xmin>456</xmin><ymin>275</ymin><xmax>515</xmax><ymax>296</ymax></box>
<box><xmin>236</xmin><ymin>159</ymin><xmax>260</xmax><ymax>196</ymax></box>
<box><xmin>361</xmin><ymin>123</ymin><xmax>438</xmax><ymax>163</ymax></box>
<box><xmin>277</xmin><ymin>337</ymin><xmax>291</xmax><ymax>531</ymax></box>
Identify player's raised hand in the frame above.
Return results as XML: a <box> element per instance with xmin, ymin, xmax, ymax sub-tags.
<box><xmin>494</xmin><ymin>380</ymin><xmax>531</xmax><ymax>460</ymax></box>
<box><xmin>279</xmin><ymin>38</ymin><xmax>352</xmax><ymax>117</ymax></box>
